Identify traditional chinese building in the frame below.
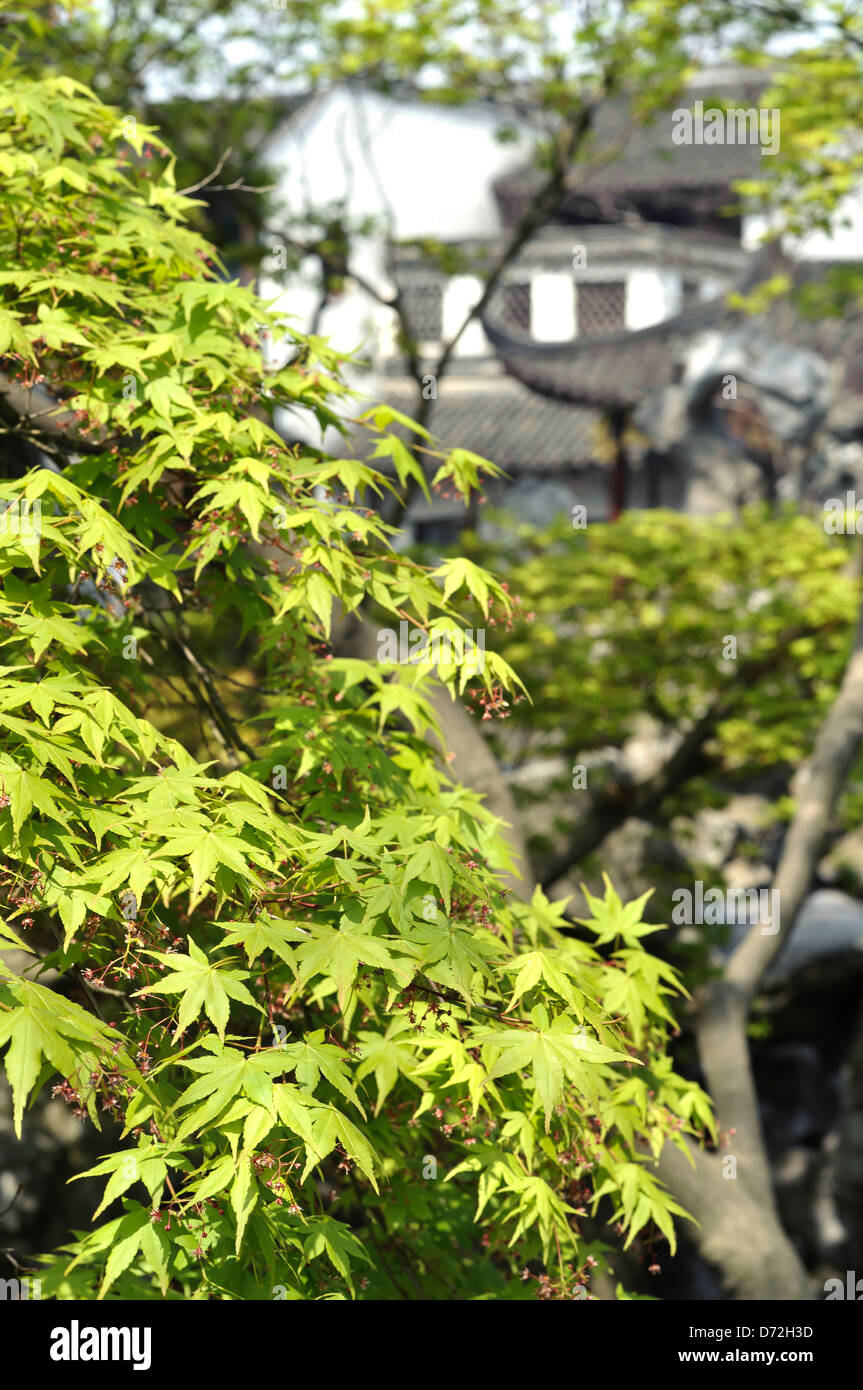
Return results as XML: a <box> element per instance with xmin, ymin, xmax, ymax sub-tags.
<box><xmin>258</xmin><ymin>70</ymin><xmax>863</xmax><ymax>536</ymax></box>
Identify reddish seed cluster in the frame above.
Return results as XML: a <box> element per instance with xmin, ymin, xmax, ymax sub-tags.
<box><xmin>485</xmin><ymin>586</ymin><xmax>535</xmax><ymax>633</ymax></box>
<box><xmin>0</xmin><ymin>864</ymin><xmax>44</xmax><ymax>917</ymax></box>
<box><xmin>465</xmin><ymin>681</ymin><xmax>518</xmax><ymax>721</ymax></box>
<box><xmin>80</xmin><ymin>912</ymin><xmax>183</xmax><ymax>996</ymax></box>
<box><xmin>252</xmin><ymin>1147</ymin><xmax>304</xmax><ymax>1209</ymax></box>
<box><xmin>392</xmin><ymin>982</ymin><xmax>454</xmax><ymax>1030</ymax></box>
<box><xmin>520</xmin><ymin>1253</ymin><xmax>598</xmax><ymax>1301</ymax></box>
<box><xmin>430</xmin><ymin>1098</ymin><xmax>497</xmax><ymax>1144</ymax></box>
<box><xmin>148</xmin><ymin>1196</ymin><xmax>224</xmax><ymax>1257</ymax></box>
<box><xmin>50</xmin><ymin>1053</ymin><xmax>134</xmax><ymax>1122</ymax></box>
<box><xmin>51</xmin><ymin>1079</ymin><xmax>87</xmax><ymax>1121</ymax></box>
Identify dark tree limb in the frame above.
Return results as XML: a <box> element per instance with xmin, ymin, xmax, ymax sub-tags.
<box><xmin>637</xmin><ymin>594</ymin><xmax>863</xmax><ymax>1299</ymax></box>
<box><xmin>695</xmin><ymin>596</ymin><xmax>863</xmax><ymax>1189</ymax></box>
<box><xmin>642</xmin><ymin>1135</ymin><xmax>812</xmax><ymax>1300</ymax></box>
<box><xmin>542</xmin><ymin>624</ymin><xmax>825</xmax><ymax>890</ymax></box>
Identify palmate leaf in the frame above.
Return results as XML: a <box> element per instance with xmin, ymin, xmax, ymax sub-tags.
<box><xmin>303</xmin><ymin>1105</ymin><xmax>380</xmax><ymax>1190</ymax></box>
<box><xmin>172</xmin><ymin>1057</ymin><xmax>289</xmax><ymax>1146</ymax></box>
<box><xmin>477</xmin><ymin>1008</ymin><xmax>633</xmax><ymax>1130</ymax></box>
<box><xmin>499</xmin><ymin>948</ymin><xmax>588</xmax><ymax>1015</ymax></box>
<box><xmin>84</xmin><ymin>845</ymin><xmax>176</xmax><ymax>902</ymax></box>
<box><xmin>291</xmin><ymin>913</ymin><xmax>412</xmax><ymax>1010</ymax></box>
<box><xmin>56</xmin><ymin>1201</ymin><xmax>163</xmax><ymax>1301</ymax></box>
<box><xmin>592</xmin><ymin>1160</ymin><xmax>691</xmax><ymax>1256</ymax></box>
<box><xmin>506</xmin><ymin>1174</ymin><xmax>579</xmax><ymax>1262</ymax></box>
<box><xmin>280</xmin><ymin>1031</ymin><xmax>365</xmax><ymax>1113</ymax></box>
<box><xmin>398</xmin><ymin>839</ymin><xmax>454</xmax><ymax>913</ymax></box>
<box><xmin>0</xmin><ymin>763</ymin><xmax>70</xmax><ymax>837</ymax></box>
<box><xmin>430</xmin><ymin>556</ymin><xmax>492</xmax><ymax>616</ymax></box>
<box><xmin>0</xmin><ymin>972</ymin><xmax>118</xmax><ymax>1136</ymax></box>
<box><xmin>407</xmin><ymin>918</ymin><xmax>504</xmax><ymax>1002</ymax></box>
<box><xmin>173</xmin><ymin>1044</ymin><xmax>285</xmax><ymax>1118</ymax></box>
<box><xmin>218</xmin><ymin>914</ymin><xmax>310</xmax><ymax>968</ymax></box>
<box><xmin>412</xmin><ymin>1032</ymin><xmax>488</xmax><ymax>1111</ymax></box>
<box><xmin>575</xmin><ymin>876</ymin><xmax>663</xmax><ymax>947</ymax></box>
<box><xmin>159</xmin><ymin>827</ymin><xmax>267</xmax><ymax>905</ymax></box>
<box><xmin>72</xmin><ymin>1145</ymin><xmax>172</xmax><ymax>1221</ymax></box>
<box><xmin>134</xmin><ymin>938</ymin><xmax>261</xmax><ymax>1040</ymax></box>
<box><xmin>598</xmin><ymin>955</ymin><xmax>680</xmax><ymax>1048</ymax></box>
<box><xmin>356</xmin><ymin>1018</ymin><xmax>419</xmax><ymax>1113</ymax></box>
<box><xmin>301</xmin><ymin>1216</ymin><xmax>374</xmax><ymax>1295</ymax></box>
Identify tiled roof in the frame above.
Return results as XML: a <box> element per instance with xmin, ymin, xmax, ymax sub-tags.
<box><xmin>494</xmin><ymin>82</ymin><xmax>769</xmax><ymax>214</ymax></box>
<box><xmin>351</xmin><ymin>378</ymin><xmax>601</xmax><ymax>471</ymax></box>
<box><xmin>480</xmin><ymin>250</ymin><xmax>863</xmax><ymax>410</ymax></box>
<box><xmin>481</xmin><ymin>290</ymin><xmax>734</xmax><ymax>410</ymax></box>
<box><xmin>391</xmin><ymin>223</ymin><xmax>747</xmax><ymax>276</ymax></box>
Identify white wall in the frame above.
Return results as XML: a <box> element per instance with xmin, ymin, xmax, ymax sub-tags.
<box><xmin>625</xmin><ymin>268</ymin><xmax>682</xmax><ymax>330</ymax></box>
<box><xmin>532</xmin><ymin>272</ymin><xmax>576</xmax><ymax>341</ymax></box>
<box><xmin>265</xmin><ymin>87</ymin><xmax>532</xmax><ymax>242</ymax></box>
<box><xmin>442</xmin><ymin>276</ymin><xmax>488</xmax><ymax>356</ymax></box>
<box><xmin>744</xmin><ymin>191</ymin><xmax>863</xmax><ymax>260</ymax></box>
<box><xmin>258</xmin><ymin>87</ymin><xmax>533</xmax><ymax>444</ymax></box>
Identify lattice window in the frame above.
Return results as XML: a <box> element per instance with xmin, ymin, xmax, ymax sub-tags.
<box><xmin>486</xmin><ymin>280</ymin><xmax>532</xmax><ymax>336</ymax></box>
<box><xmin>398</xmin><ymin>280</ymin><xmax>444</xmax><ymax>343</ymax></box>
<box><xmin>576</xmin><ymin>281</ymin><xmax>626</xmax><ymax>337</ymax></box>
<box><xmin>501</xmin><ymin>282</ymin><xmax>532</xmax><ymax>333</ymax></box>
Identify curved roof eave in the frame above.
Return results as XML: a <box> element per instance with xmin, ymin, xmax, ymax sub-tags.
<box><xmin>480</xmin><ymin>244</ymin><xmax>785</xmax><ymax>410</ymax></box>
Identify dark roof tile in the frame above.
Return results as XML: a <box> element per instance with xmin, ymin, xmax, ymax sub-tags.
<box><xmin>351</xmin><ymin>379</ymin><xmax>600</xmax><ymax>471</ymax></box>
<box><xmin>495</xmin><ymin>84</ymin><xmax>769</xmax><ymax>213</ymax></box>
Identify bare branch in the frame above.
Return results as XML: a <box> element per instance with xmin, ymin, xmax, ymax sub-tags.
<box><xmin>178</xmin><ymin>147</ymin><xmax>232</xmax><ymax>196</ymax></box>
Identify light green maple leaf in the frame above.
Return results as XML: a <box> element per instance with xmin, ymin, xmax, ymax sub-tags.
<box><xmin>0</xmin><ymin>973</ymin><xmax>115</xmax><ymax>1135</ymax></box>
<box><xmin>477</xmin><ymin>1009</ymin><xmax>633</xmax><ymax>1130</ymax></box>
<box><xmin>135</xmin><ymin>937</ymin><xmax>260</xmax><ymax>1040</ymax></box>
<box><xmin>293</xmin><ymin>914</ymin><xmax>408</xmax><ymax>1010</ymax></box>
<box><xmin>218</xmin><ymin>914</ymin><xmax>309</xmax><ymax>968</ymax></box>
<box><xmin>160</xmin><ymin>828</ymin><xmax>263</xmax><ymax>906</ymax></box>
<box><xmin>301</xmin><ymin>1216</ymin><xmax>374</xmax><ymax>1294</ymax></box>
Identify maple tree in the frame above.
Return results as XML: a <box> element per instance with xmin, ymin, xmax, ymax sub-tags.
<box><xmin>0</xmin><ymin>36</ymin><xmax>713</xmax><ymax>1299</ymax></box>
